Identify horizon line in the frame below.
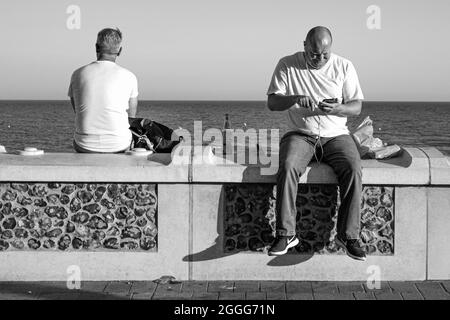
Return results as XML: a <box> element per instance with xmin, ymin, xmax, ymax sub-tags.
<box><xmin>1</xmin><ymin>99</ymin><xmax>449</xmax><ymax>103</ymax></box>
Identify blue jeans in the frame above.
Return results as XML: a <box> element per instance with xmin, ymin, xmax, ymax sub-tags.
<box><xmin>276</xmin><ymin>132</ymin><xmax>362</xmax><ymax>240</ymax></box>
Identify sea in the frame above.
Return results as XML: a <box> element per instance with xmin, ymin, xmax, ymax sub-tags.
<box><xmin>0</xmin><ymin>100</ymin><xmax>449</xmax><ymax>156</ymax></box>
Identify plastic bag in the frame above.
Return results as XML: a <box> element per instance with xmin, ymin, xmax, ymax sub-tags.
<box><xmin>351</xmin><ymin>116</ymin><xmax>402</xmax><ymax>160</ymax></box>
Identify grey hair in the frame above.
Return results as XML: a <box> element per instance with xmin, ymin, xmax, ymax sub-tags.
<box><xmin>96</xmin><ymin>28</ymin><xmax>122</xmax><ymax>54</ymax></box>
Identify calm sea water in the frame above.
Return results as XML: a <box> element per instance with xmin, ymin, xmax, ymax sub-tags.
<box><xmin>0</xmin><ymin>100</ymin><xmax>449</xmax><ymax>156</ymax></box>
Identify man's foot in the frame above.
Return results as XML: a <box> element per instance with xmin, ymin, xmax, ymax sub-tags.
<box><xmin>335</xmin><ymin>236</ymin><xmax>366</xmax><ymax>261</ymax></box>
<box><xmin>268</xmin><ymin>235</ymin><xmax>299</xmax><ymax>256</ymax></box>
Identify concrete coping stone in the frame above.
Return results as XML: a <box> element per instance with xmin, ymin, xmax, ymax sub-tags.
<box><xmin>419</xmin><ymin>147</ymin><xmax>450</xmax><ymax>185</ymax></box>
<box><xmin>0</xmin><ymin>147</ymin><xmax>440</xmax><ymax>185</ymax></box>
<box><xmin>0</xmin><ymin>152</ymin><xmax>188</xmax><ymax>183</ymax></box>
<box><xmin>191</xmin><ymin>147</ymin><xmax>431</xmax><ymax>185</ymax></box>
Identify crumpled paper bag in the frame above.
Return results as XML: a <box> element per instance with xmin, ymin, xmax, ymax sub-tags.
<box><xmin>351</xmin><ymin>116</ymin><xmax>402</xmax><ymax>159</ymax></box>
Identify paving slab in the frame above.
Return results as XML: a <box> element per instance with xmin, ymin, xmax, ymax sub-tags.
<box><xmin>131</xmin><ymin>293</ymin><xmax>154</xmax><ymax>300</ymax></box>
<box><xmin>266</xmin><ymin>292</ymin><xmax>286</xmax><ymax>300</ymax></box>
<box><xmin>388</xmin><ymin>282</ymin><xmax>419</xmax><ymax>293</ymax></box>
<box><xmin>152</xmin><ymin>291</ymin><xmax>183</xmax><ymax>299</ymax></box>
<box><xmin>354</xmin><ymin>292</ymin><xmax>376</xmax><ymax>300</ymax></box>
<box><xmin>32</xmin><ymin>281</ymin><xmax>77</xmax><ymax>294</ymax></box>
<box><xmin>441</xmin><ymin>281</ymin><xmax>450</xmax><ymax>293</ymax></box>
<box><xmin>246</xmin><ymin>292</ymin><xmax>267</xmax><ymax>300</ymax></box>
<box><xmin>314</xmin><ymin>293</ymin><xmax>354</xmax><ymax>300</ymax></box>
<box><xmin>260</xmin><ymin>281</ymin><xmax>286</xmax><ymax>293</ymax></box>
<box><xmin>415</xmin><ymin>282</ymin><xmax>446</xmax><ymax>294</ymax></box>
<box><xmin>192</xmin><ymin>292</ymin><xmax>219</xmax><ymax>300</ymax></box>
<box><xmin>181</xmin><ymin>281</ymin><xmax>209</xmax><ymax>292</ymax></box>
<box><xmin>420</xmin><ymin>291</ymin><xmax>450</xmax><ymax>300</ymax></box>
<box><xmin>1</xmin><ymin>280</ymin><xmax>450</xmax><ymax>300</ymax></box>
<box><xmin>101</xmin><ymin>294</ymin><xmax>131</xmax><ymax>300</ymax></box>
<box><xmin>77</xmin><ymin>292</ymin><xmax>108</xmax><ymax>300</ymax></box>
<box><xmin>0</xmin><ymin>282</ymin><xmax>41</xmax><ymax>298</ymax></box>
<box><xmin>374</xmin><ymin>292</ymin><xmax>403</xmax><ymax>300</ymax></box>
<box><xmin>415</xmin><ymin>282</ymin><xmax>450</xmax><ymax>300</ymax></box>
<box><xmin>337</xmin><ymin>282</ymin><xmax>365</xmax><ymax>293</ymax></box>
<box><xmin>287</xmin><ymin>293</ymin><xmax>314</xmax><ymax>300</ymax></box>
<box><xmin>233</xmin><ymin>281</ymin><xmax>260</xmax><ymax>292</ymax></box>
<box><xmin>172</xmin><ymin>292</ymin><xmax>194</xmax><ymax>300</ymax></box>
<box><xmin>77</xmin><ymin>293</ymin><xmax>128</xmax><ymax>300</ymax></box>
<box><xmin>38</xmin><ymin>292</ymin><xmax>81</xmax><ymax>300</ymax></box>
<box><xmin>286</xmin><ymin>282</ymin><xmax>313</xmax><ymax>294</ymax></box>
<box><xmin>311</xmin><ymin>282</ymin><xmax>339</xmax><ymax>294</ymax></box>
<box><xmin>207</xmin><ymin>281</ymin><xmax>235</xmax><ymax>292</ymax></box>
<box><xmin>219</xmin><ymin>292</ymin><xmax>246</xmax><ymax>300</ymax></box>
<box><xmin>104</xmin><ymin>281</ymin><xmax>132</xmax><ymax>295</ymax></box>
<box><xmin>130</xmin><ymin>281</ymin><xmax>158</xmax><ymax>294</ymax></box>
<box><xmin>154</xmin><ymin>282</ymin><xmax>183</xmax><ymax>294</ymax></box>
<box><xmin>153</xmin><ymin>292</ymin><xmax>193</xmax><ymax>300</ymax></box>
<box><xmin>0</xmin><ymin>293</ymin><xmax>39</xmax><ymax>300</ymax></box>
<box><xmin>80</xmin><ymin>281</ymin><xmax>108</xmax><ymax>292</ymax></box>
<box><xmin>363</xmin><ymin>281</ymin><xmax>392</xmax><ymax>293</ymax></box>
<box><xmin>401</xmin><ymin>292</ymin><xmax>424</xmax><ymax>300</ymax></box>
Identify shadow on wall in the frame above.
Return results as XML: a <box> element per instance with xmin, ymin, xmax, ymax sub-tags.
<box><xmin>182</xmin><ymin>182</ymin><xmax>395</xmax><ymax>266</ymax></box>
<box><xmin>182</xmin><ymin>182</ymin><xmax>340</xmax><ymax>267</ymax></box>
<box><xmin>374</xmin><ymin>148</ymin><xmax>411</xmax><ymax>168</ymax></box>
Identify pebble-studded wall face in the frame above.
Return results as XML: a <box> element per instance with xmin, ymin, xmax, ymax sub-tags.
<box><xmin>224</xmin><ymin>184</ymin><xmax>394</xmax><ymax>255</ymax></box>
<box><xmin>0</xmin><ymin>183</ymin><xmax>394</xmax><ymax>255</ymax></box>
<box><xmin>0</xmin><ymin>183</ymin><xmax>158</xmax><ymax>251</ymax></box>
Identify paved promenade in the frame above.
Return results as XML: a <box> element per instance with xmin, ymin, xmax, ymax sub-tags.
<box><xmin>0</xmin><ymin>280</ymin><xmax>449</xmax><ymax>300</ymax></box>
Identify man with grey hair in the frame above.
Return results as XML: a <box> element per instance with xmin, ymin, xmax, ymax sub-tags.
<box><xmin>68</xmin><ymin>27</ymin><xmax>138</xmax><ymax>153</ymax></box>
<box><xmin>266</xmin><ymin>26</ymin><xmax>366</xmax><ymax>261</ymax></box>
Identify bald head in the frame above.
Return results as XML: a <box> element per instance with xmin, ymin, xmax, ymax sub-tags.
<box><xmin>304</xmin><ymin>26</ymin><xmax>333</xmax><ymax>69</ymax></box>
<box><xmin>305</xmin><ymin>26</ymin><xmax>333</xmax><ymax>47</ymax></box>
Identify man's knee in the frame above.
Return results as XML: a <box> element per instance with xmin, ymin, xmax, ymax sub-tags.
<box><xmin>340</xmin><ymin>157</ymin><xmax>362</xmax><ymax>177</ymax></box>
<box><xmin>278</xmin><ymin>158</ymin><xmax>306</xmax><ymax>177</ymax></box>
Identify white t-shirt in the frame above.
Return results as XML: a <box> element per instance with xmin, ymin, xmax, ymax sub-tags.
<box><xmin>68</xmin><ymin>60</ymin><xmax>138</xmax><ymax>152</ymax></box>
<box><xmin>267</xmin><ymin>52</ymin><xmax>364</xmax><ymax>137</ymax></box>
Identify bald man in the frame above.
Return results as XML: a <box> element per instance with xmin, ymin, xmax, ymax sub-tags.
<box><xmin>266</xmin><ymin>26</ymin><xmax>366</xmax><ymax>260</ymax></box>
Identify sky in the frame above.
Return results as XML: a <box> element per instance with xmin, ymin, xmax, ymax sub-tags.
<box><xmin>1</xmin><ymin>0</ymin><xmax>449</xmax><ymax>101</ymax></box>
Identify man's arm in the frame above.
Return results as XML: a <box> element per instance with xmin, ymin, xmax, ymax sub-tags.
<box><xmin>318</xmin><ymin>99</ymin><xmax>362</xmax><ymax>117</ymax></box>
<box><xmin>70</xmin><ymin>97</ymin><xmax>76</xmax><ymax>113</ymax></box>
<box><xmin>267</xmin><ymin>94</ymin><xmax>317</xmax><ymax>112</ymax></box>
<box><xmin>128</xmin><ymin>97</ymin><xmax>138</xmax><ymax>117</ymax></box>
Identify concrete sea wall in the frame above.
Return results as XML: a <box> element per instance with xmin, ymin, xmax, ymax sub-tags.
<box><xmin>0</xmin><ymin>146</ymin><xmax>448</xmax><ymax>281</ymax></box>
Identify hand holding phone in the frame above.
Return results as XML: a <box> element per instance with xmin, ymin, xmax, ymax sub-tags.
<box><xmin>318</xmin><ymin>98</ymin><xmax>340</xmax><ymax>114</ymax></box>
<box><xmin>321</xmin><ymin>98</ymin><xmax>339</xmax><ymax>104</ymax></box>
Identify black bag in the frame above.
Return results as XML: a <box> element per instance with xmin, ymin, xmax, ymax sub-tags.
<box><xmin>128</xmin><ymin>117</ymin><xmax>181</xmax><ymax>153</ymax></box>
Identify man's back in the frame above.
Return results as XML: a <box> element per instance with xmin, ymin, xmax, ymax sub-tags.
<box><xmin>69</xmin><ymin>60</ymin><xmax>138</xmax><ymax>152</ymax></box>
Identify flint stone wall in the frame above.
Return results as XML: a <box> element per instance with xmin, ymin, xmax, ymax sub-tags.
<box><xmin>224</xmin><ymin>184</ymin><xmax>394</xmax><ymax>255</ymax></box>
<box><xmin>0</xmin><ymin>183</ymin><xmax>158</xmax><ymax>251</ymax></box>
<box><xmin>0</xmin><ymin>182</ymin><xmax>394</xmax><ymax>256</ymax></box>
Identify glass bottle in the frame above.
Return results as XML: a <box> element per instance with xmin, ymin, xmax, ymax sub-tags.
<box><xmin>222</xmin><ymin>113</ymin><xmax>232</xmax><ymax>154</ymax></box>
<box><xmin>223</xmin><ymin>113</ymin><xmax>231</xmax><ymax>130</ymax></box>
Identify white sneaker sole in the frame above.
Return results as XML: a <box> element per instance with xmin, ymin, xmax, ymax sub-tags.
<box><xmin>268</xmin><ymin>238</ymin><xmax>300</xmax><ymax>256</ymax></box>
<box><xmin>335</xmin><ymin>238</ymin><xmax>366</xmax><ymax>261</ymax></box>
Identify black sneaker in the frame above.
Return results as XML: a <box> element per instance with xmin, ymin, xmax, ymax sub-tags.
<box><xmin>268</xmin><ymin>235</ymin><xmax>299</xmax><ymax>256</ymax></box>
<box><xmin>335</xmin><ymin>236</ymin><xmax>366</xmax><ymax>261</ymax></box>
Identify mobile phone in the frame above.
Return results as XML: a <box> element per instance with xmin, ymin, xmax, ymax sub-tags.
<box><xmin>322</xmin><ymin>98</ymin><xmax>338</xmax><ymax>104</ymax></box>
